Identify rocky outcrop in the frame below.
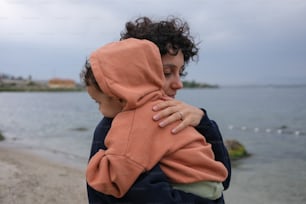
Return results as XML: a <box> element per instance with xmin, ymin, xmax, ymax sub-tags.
<box><xmin>225</xmin><ymin>139</ymin><xmax>249</xmax><ymax>160</ymax></box>
<box><xmin>0</xmin><ymin>130</ymin><xmax>5</xmax><ymax>141</ymax></box>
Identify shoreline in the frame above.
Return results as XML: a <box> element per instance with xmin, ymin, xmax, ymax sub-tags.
<box><xmin>0</xmin><ymin>143</ymin><xmax>87</xmax><ymax>204</ymax></box>
<box><xmin>1</xmin><ymin>138</ymin><xmax>306</xmax><ymax>204</ymax></box>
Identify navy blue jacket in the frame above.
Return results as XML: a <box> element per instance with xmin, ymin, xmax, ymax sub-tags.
<box><xmin>87</xmin><ymin>110</ymin><xmax>231</xmax><ymax>204</ymax></box>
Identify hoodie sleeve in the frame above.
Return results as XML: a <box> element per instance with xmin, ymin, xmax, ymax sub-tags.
<box><xmin>195</xmin><ymin>109</ymin><xmax>231</xmax><ymax>190</ymax></box>
<box><xmin>86</xmin><ymin>148</ymin><xmax>145</xmax><ymax>198</ymax></box>
<box><xmin>86</xmin><ymin>116</ymin><xmax>146</xmax><ymax>197</ymax></box>
<box><xmin>86</xmin><ymin>109</ymin><xmax>170</xmax><ymax>198</ymax></box>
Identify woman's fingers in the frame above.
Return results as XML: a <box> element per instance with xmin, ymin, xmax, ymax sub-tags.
<box><xmin>157</xmin><ymin>111</ymin><xmax>182</xmax><ymax>127</ymax></box>
<box><xmin>152</xmin><ymin>100</ymin><xmax>178</xmax><ymax>112</ymax></box>
<box><xmin>152</xmin><ymin>99</ymin><xmax>204</xmax><ymax>134</ymax></box>
<box><xmin>152</xmin><ymin>100</ymin><xmax>179</xmax><ymax>120</ymax></box>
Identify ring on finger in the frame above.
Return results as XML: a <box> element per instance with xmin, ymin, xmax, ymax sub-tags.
<box><xmin>178</xmin><ymin>111</ymin><xmax>184</xmax><ymax>120</ymax></box>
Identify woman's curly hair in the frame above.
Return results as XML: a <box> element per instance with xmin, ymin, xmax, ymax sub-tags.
<box><xmin>120</xmin><ymin>16</ymin><xmax>199</xmax><ymax>64</ymax></box>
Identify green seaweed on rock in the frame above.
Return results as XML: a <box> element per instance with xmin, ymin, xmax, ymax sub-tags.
<box><xmin>0</xmin><ymin>130</ymin><xmax>5</xmax><ymax>141</ymax></box>
<box><xmin>225</xmin><ymin>139</ymin><xmax>250</xmax><ymax>160</ymax></box>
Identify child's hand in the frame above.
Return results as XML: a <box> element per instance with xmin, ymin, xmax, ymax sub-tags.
<box><xmin>152</xmin><ymin>98</ymin><xmax>204</xmax><ymax>134</ymax></box>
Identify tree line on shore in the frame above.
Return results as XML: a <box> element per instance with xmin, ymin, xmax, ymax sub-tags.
<box><xmin>0</xmin><ymin>73</ymin><xmax>218</xmax><ymax>92</ymax></box>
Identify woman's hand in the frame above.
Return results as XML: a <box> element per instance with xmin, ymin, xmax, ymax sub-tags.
<box><xmin>152</xmin><ymin>98</ymin><xmax>204</xmax><ymax>134</ymax></box>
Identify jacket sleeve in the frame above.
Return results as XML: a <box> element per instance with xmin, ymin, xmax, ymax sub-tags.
<box><xmin>121</xmin><ymin>164</ymin><xmax>225</xmax><ymax>204</ymax></box>
<box><xmin>195</xmin><ymin>109</ymin><xmax>232</xmax><ymax>190</ymax></box>
<box><xmin>87</xmin><ymin>118</ymin><xmax>224</xmax><ymax>204</ymax></box>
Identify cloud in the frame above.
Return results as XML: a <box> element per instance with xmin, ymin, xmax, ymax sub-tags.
<box><xmin>1</xmin><ymin>0</ymin><xmax>306</xmax><ymax>85</ymax></box>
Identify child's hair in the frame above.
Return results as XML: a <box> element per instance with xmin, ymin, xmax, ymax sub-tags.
<box><xmin>80</xmin><ymin>59</ymin><xmax>101</xmax><ymax>91</ymax></box>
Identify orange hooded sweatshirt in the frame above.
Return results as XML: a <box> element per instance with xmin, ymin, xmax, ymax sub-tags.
<box><xmin>86</xmin><ymin>38</ymin><xmax>228</xmax><ymax>198</ymax></box>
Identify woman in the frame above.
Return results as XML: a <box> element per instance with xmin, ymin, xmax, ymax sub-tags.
<box><xmin>86</xmin><ymin>16</ymin><xmax>231</xmax><ymax>204</ymax></box>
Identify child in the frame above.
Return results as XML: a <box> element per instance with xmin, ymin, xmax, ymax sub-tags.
<box><xmin>83</xmin><ymin>38</ymin><xmax>228</xmax><ymax>200</ymax></box>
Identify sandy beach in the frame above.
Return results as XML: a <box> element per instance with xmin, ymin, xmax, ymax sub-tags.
<box><xmin>0</xmin><ymin>144</ymin><xmax>87</xmax><ymax>204</ymax></box>
<box><xmin>1</xmin><ymin>140</ymin><xmax>306</xmax><ymax>204</ymax></box>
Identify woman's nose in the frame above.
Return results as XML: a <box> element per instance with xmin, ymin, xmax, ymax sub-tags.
<box><xmin>171</xmin><ymin>75</ymin><xmax>183</xmax><ymax>90</ymax></box>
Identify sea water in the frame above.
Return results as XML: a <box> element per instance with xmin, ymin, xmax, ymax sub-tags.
<box><xmin>1</xmin><ymin>86</ymin><xmax>306</xmax><ymax>203</ymax></box>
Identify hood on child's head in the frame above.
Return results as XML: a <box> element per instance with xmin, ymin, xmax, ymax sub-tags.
<box><xmin>90</xmin><ymin>38</ymin><xmax>165</xmax><ymax>111</ymax></box>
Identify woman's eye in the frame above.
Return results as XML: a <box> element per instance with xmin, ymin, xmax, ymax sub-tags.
<box><xmin>164</xmin><ymin>72</ymin><xmax>172</xmax><ymax>78</ymax></box>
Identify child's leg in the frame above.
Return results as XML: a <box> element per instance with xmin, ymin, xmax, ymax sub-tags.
<box><xmin>172</xmin><ymin>181</ymin><xmax>224</xmax><ymax>200</ymax></box>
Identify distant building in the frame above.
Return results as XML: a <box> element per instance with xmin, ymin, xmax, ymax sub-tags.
<box><xmin>48</xmin><ymin>78</ymin><xmax>76</xmax><ymax>88</ymax></box>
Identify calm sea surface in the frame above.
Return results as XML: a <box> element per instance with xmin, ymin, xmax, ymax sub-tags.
<box><xmin>1</xmin><ymin>86</ymin><xmax>306</xmax><ymax>203</ymax></box>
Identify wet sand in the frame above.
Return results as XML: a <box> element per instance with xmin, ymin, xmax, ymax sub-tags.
<box><xmin>0</xmin><ymin>145</ymin><xmax>87</xmax><ymax>204</ymax></box>
<box><xmin>1</xmin><ymin>142</ymin><xmax>306</xmax><ymax>204</ymax></box>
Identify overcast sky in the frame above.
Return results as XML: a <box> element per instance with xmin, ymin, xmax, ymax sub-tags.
<box><xmin>1</xmin><ymin>0</ymin><xmax>306</xmax><ymax>85</ymax></box>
